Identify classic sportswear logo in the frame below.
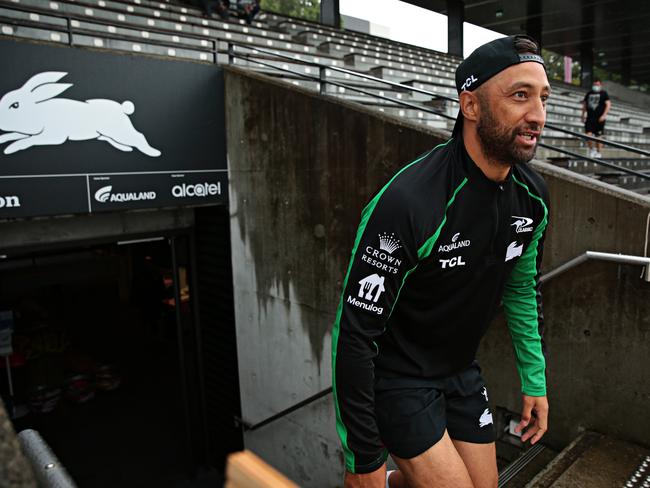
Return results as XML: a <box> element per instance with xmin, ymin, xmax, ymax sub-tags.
<box><xmin>505</xmin><ymin>241</ymin><xmax>523</xmax><ymax>261</ymax></box>
<box><xmin>511</xmin><ymin>216</ymin><xmax>534</xmax><ymax>233</ymax></box>
<box><xmin>362</xmin><ymin>235</ymin><xmax>403</xmax><ymax>275</ymax></box>
<box><xmin>439</xmin><ymin>232</ymin><xmax>471</xmax><ymax>253</ymax></box>
<box><xmin>0</xmin><ymin>195</ymin><xmax>20</xmax><ymax>208</ymax></box>
<box><xmin>172</xmin><ymin>182</ymin><xmax>221</xmax><ymax>198</ymax></box>
<box><xmin>378</xmin><ymin>233</ymin><xmax>401</xmax><ymax>254</ymax></box>
<box><xmin>94</xmin><ymin>185</ymin><xmax>156</xmax><ymax>203</ymax></box>
<box><xmin>481</xmin><ymin>387</ymin><xmax>489</xmax><ymax>402</ymax></box>
<box><xmin>479</xmin><ymin>408</ymin><xmax>493</xmax><ymax>428</ymax></box>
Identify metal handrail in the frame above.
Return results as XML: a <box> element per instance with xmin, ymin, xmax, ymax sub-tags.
<box><xmin>0</xmin><ymin>2</ymin><xmax>220</xmax><ymax>61</ymax></box>
<box><xmin>540</xmin><ymin>251</ymin><xmax>650</xmax><ymax>283</ymax></box>
<box><xmin>231</xmin><ymin>53</ymin><xmax>454</xmax><ymax>121</ymax></box>
<box><xmin>227</xmin><ymin>43</ymin><xmax>650</xmax><ymax>180</ymax></box>
<box><xmin>18</xmin><ymin>429</ymin><xmax>76</xmax><ymax>487</ymax></box>
<box><xmin>237</xmin><ymin>386</ymin><xmax>333</xmax><ymax>431</ymax></box>
<box><xmin>229</xmin><ymin>42</ymin><xmax>459</xmax><ymax>101</ymax></box>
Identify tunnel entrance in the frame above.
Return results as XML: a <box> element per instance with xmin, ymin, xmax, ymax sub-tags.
<box><xmin>0</xmin><ymin>207</ymin><xmax>242</xmax><ymax>486</ymax></box>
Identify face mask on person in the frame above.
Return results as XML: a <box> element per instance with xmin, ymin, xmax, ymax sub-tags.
<box><xmin>592</xmin><ymin>85</ymin><xmax>601</xmax><ymax>92</ymax></box>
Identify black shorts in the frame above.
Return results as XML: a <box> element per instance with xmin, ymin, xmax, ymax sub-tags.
<box><xmin>585</xmin><ymin>117</ymin><xmax>605</xmax><ymax>136</ymax></box>
<box><xmin>374</xmin><ymin>362</ymin><xmax>496</xmax><ymax>460</ymax></box>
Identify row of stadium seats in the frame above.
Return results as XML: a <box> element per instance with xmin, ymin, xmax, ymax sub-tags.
<box><xmin>1</xmin><ymin>0</ymin><xmax>649</xmax><ymax>191</ymax></box>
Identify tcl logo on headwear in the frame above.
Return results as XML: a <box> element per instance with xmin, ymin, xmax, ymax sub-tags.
<box><xmin>172</xmin><ymin>182</ymin><xmax>221</xmax><ymax>198</ymax></box>
<box><xmin>0</xmin><ymin>194</ymin><xmax>20</xmax><ymax>208</ymax></box>
<box><xmin>94</xmin><ymin>185</ymin><xmax>156</xmax><ymax>203</ymax></box>
<box><xmin>460</xmin><ymin>74</ymin><xmax>478</xmax><ymax>91</ymax></box>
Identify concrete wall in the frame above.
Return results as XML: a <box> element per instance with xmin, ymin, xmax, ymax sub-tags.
<box><xmin>225</xmin><ymin>66</ymin><xmax>443</xmax><ymax>486</ymax></box>
<box><xmin>225</xmin><ymin>66</ymin><xmax>650</xmax><ymax>485</ymax></box>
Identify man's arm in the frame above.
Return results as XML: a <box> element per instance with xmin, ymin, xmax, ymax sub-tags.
<box><xmin>502</xmin><ymin>180</ymin><xmax>549</xmax><ymax>443</ymax></box>
<box><xmin>333</xmin><ymin>181</ymin><xmax>422</xmax><ymax>476</ymax></box>
<box><xmin>599</xmin><ymin>99</ymin><xmax>612</xmax><ymax>122</ymax></box>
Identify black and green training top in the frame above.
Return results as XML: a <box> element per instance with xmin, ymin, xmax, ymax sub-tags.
<box><xmin>331</xmin><ymin>136</ymin><xmax>550</xmax><ymax>474</ymax></box>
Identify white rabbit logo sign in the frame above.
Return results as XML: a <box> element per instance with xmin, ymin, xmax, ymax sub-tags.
<box><xmin>0</xmin><ymin>71</ymin><xmax>161</xmax><ymax>157</ymax></box>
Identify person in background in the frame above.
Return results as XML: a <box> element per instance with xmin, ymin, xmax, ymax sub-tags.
<box><xmin>581</xmin><ymin>79</ymin><xmax>611</xmax><ymax>158</ymax></box>
<box><xmin>236</xmin><ymin>0</ymin><xmax>260</xmax><ymax>24</ymax></box>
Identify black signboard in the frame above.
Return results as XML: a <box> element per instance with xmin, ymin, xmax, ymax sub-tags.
<box><xmin>0</xmin><ymin>38</ymin><xmax>227</xmax><ymax>219</ymax></box>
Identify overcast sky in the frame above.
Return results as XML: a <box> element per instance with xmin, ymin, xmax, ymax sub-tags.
<box><xmin>339</xmin><ymin>0</ymin><xmax>504</xmax><ymax>58</ymax></box>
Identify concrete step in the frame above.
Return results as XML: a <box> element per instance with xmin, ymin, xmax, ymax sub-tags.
<box><xmin>499</xmin><ymin>443</ymin><xmax>559</xmax><ymax>487</ymax></box>
<box><xmin>526</xmin><ymin>432</ymin><xmax>650</xmax><ymax>488</ymax></box>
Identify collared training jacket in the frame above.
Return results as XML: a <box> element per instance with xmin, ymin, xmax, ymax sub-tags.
<box><xmin>331</xmin><ymin>135</ymin><xmax>549</xmax><ymax>474</ymax></box>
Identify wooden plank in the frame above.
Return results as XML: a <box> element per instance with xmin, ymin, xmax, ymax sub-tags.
<box><xmin>226</xmin><ymin>450</ymin><xmax>299</xmax><ymax>488</ymax></box>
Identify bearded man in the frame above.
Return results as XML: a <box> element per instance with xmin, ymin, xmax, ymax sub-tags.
<box><xmin>332</xmin><ymin>35</ymin><xmax>550</xmax><ymax>488</ymax></box>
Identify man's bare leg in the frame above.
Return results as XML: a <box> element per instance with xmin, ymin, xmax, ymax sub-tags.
<box><xmin>388</xmin><ymin>430</ymin><xmax>473</xmax><ymax>488</ymax></box>
<box><xmin>452</xmin><ymin>440</ymin><xmax>498</xmax><ymax>488</ymax></box>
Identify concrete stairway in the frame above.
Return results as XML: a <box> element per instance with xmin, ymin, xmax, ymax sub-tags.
<box><xmin>495</xmin><ymin>431</ymin><xmax>650</xmax><ymax>487</ymax></box>
<box><xmin>526</xmin><ymin>432</ymin><xmax>650</xmax><ymax>488</ymax></box>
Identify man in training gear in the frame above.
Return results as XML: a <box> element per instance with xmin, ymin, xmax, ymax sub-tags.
<box><xmin>332</xmin><ymin>35</ymin><xmax>551</xmax><ymax>488</ymax></box>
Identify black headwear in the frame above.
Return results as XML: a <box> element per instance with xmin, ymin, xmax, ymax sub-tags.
<box><xmin>452</xmin><ymin>35</ymin><xmax>545</xmax><ymax>136</ymax></box>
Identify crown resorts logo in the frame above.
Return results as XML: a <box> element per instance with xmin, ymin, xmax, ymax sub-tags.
<box><xmin>378</xmin><ymin>233</ymin><xmax>401</xmax><ymax>254</ymax></box>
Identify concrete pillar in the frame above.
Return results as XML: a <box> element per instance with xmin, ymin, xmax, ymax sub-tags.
<box><xmin>621</xmin><ymin>35</ymin><xmax>632</xmax><ymax>86</ymax></box>
<box><xmin>525</xmin><ymin>0</ymin><xmax>542</xmax><ymax>47</ymax></box>
<box><xmin>320</xmin><ymin>0</ymin><xmax>340</xmax><ymax>28</ymax></box>
<box><xmin>621</xmin><ymin>57</ymin><xmax>631</xmax><ymax>86</ymax></box>
<box><xmin>580</xmin><ymin>0</ymin><xmax>594</xmax><ymax>88</ymax></box>
<box><xmin>447</xmin><ymin>0</ymin><xmax>464</xmax><ymax>57</ymax></box>
<box><xmin>580</xmin><ymin>43</ymin><xmax>594</xmax><ymax>88</ymax></box>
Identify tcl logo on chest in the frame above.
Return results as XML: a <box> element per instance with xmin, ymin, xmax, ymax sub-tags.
<box><xmin>440</xmin><ymin>256</ymin><xmax>466</xmax><ymax>269</ymax></box>
<box><xmin>172</xmin><ymin>182</ymin><xmax>221</xmax><ymax>198</ymax></box>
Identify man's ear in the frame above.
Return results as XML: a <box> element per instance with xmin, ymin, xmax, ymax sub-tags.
<box><xmin>459</xmin><ymin>91</ymin><xmax>480</xmax><ymax>122</ymax></box>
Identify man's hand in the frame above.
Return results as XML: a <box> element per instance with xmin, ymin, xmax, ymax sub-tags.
<box><xmin>515</xmin><ymin>395</ymin><xmax>549</xmax><ymax>445</ymax></box>
<box><xmin>344</xmin><ymin>464</ymin><xmax>386</xmax><ymax>488</ymax></box>
<box><xmin>598</xmin><ymin>115</ymin><xmax>607</xmax><ymax>123</ymax></box>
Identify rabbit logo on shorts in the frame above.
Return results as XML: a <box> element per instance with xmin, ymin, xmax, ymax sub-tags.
<box><xmin>0</xmin><ymin>71</ymin><xmax>161</xmax><ymax>157</ymax></box>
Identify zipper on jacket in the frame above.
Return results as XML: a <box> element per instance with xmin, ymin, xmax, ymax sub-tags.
<box><xmin>490</xmin><ymin>185</ymin><xmax>504</xmax><ymax>255</ymax></box>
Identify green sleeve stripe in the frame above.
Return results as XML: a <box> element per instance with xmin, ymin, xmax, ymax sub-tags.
<box><xmin>331</xmin><ymin>138</ymin><xmax>452</xmax><ymax>472</ymax></box>
<box><xmin>417</xmin><ymin>178</ymin><xmax>469</xmax><ymax>260</ymax></box>
<box><xmin>505</xmin><ymin>174</ymin><xmax>549</xmax><ymax>395</ymax></box>
<box><xmin>387</xmin><ymin>177</ymin><xmax>468</xmax><ymax>319</ymax></box>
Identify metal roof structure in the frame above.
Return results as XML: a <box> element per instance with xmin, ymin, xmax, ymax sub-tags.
<box><xmin>401</xmin><ymin>0</ymin><xmax>650</xmax><ymax>86</ymax></box>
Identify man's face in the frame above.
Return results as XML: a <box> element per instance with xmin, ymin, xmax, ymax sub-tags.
<box><xmin>474</xmin><ymin>62</ymin><xmax>550</xmax><ymax>166</ymax></box>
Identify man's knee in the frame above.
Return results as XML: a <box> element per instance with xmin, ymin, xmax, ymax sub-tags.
<box><xmin>472</xmin><ymin>473</ymin><xmax>497</xmax><ymax>488</ymax></box>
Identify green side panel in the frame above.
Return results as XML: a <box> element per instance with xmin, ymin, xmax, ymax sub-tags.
<box><xmin>503</xmin><ymin>174</ymin><xmax>549</xmax><ymax>396</ymax></box>
<box><xmin>331</xmin><ymin>140</ymin><xmax>451</xmax><ymax>472</ymax></box>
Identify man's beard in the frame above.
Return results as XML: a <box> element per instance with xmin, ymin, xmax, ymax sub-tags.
<box><xmin>476</xmin><ymin>99</ymin><xmax>540</xmax><ymax>167</ymax></box>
